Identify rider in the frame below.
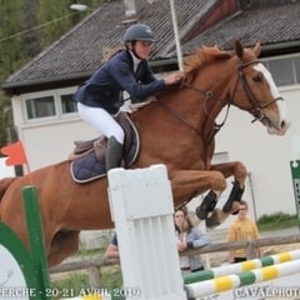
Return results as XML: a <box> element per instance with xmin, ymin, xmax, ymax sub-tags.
<box><xmin>74</xmin><ymin>23</ymin><xmax>182</xmax><ymax>172</ymax></box>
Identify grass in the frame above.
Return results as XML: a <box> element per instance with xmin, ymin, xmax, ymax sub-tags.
<box><xmin>51</xmin><ymin>265</ymin><xmax>123</xmax><ymax>299</ymax></box>
<box><xmin>51</xmin><ymin>273</ymin><xmax>89</xmax><ymax>299</ymax></box>
<box><xmin>257</xmin><ymin>212</ymin><xmax>299</xmax><ymax>232</ymax></box>
<box><xmin>50</xmin><ymin>243</ymin><xmax>123</xmax><ymax>299</ymax></box>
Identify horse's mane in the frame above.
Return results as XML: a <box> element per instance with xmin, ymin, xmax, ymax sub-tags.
<box><xmin>156</xmin><ymin>45</ymin><xmax>234</xmax><ymax>98</ymax></box>
<box><xmin>184</xmin><ymin>45</ymin><xmax>233</xmax><ymax>75</ymax></box>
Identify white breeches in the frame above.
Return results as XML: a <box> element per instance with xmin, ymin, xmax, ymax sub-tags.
<box><xmin>77</xmin><ymin>102</ymin><xmax>125</xmax><ymax>144</ymax></box>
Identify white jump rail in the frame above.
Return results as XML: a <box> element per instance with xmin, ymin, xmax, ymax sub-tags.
<box><xmin>107</xmin><ymin>165</ymin><xmax>186</xmax><ymax>300</ymax></box>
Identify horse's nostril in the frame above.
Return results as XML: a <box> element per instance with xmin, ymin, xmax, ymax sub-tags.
<box><xmin>281</xmin><ymin>120</ymin><xmax>286</xmax><ymax>128</ymax></box>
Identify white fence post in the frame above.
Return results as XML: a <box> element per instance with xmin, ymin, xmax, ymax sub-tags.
<box><xmin>107</xmin><ymin>164</ymin><xmax>186</xmax><ymax>300</ymax></box>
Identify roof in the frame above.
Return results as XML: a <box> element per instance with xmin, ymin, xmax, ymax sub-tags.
<box><xmin>180</xmin><ymin>1</ymin><xmax>300</xmax><ymax>55</ymax></box>
<box><xmin>2</xmin><ymin>0</ymin><xmax>220</xmax><ymax>92</ymax></box>
<box><xmin>2</xmin><ymin>0</ymin><xmax>300</xmax><ymax>93</ymax></box>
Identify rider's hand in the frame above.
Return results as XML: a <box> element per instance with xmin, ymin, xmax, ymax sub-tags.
<box><xmin>164</xmin><ymin>72</ymin><xmax>184</xmax><ymax>86</ymax></box>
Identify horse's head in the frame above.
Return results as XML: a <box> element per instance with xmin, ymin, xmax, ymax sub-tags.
<box><xmin>231</xmin><ymin>40</ymin><xmax>290</xmax><ymax>136</ymax></box>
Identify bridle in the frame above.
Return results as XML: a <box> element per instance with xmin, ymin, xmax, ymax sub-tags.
<box><xmin>159</xmin><ymin>60</ymin><xmax>283</xmax><ymax>142</ymax></box>
<box><xmin>236</xmin><ymin>60</ymin><xmax>283</xmax><ymax>124</ymax></box>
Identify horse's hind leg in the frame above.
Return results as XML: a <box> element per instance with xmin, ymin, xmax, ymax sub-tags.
<box><xmin>48</xmin><ymin>230</ymin><xmax>80</xmax><ymax>267</ymax></box>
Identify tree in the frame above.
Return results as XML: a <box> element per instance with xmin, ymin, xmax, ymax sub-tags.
<box><xmin>38</xmin><ymin>0</ymin><xmax>70</xmax><ymax>48</ymax></box>
<box><xmin>20</xmin><ymin>0</ymin><xmax>42</xmax><ymax>59</ymax></box>
<box><xmin>0</xmin><ymin>0</ymin><xmax>24</xmax><ymax>79</ymax></box>
<box><xmin>0</xmin><ymin>0</ymin><xmax>102</xmax><ymax>148</ymax></box>
<box><xmin>0</xmin><ymin>0</ymin><xmax>24</xmax><ymax>147</ymax></box>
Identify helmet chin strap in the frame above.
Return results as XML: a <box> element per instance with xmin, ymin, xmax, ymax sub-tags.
<box><xmin>126</xmin><ymin>41</ymin><xmax>143</xmax><ymax>60</ymax></box>
<box><xmin>132</xmin><ymin>48</ymin><xmax>142</xmax><ymax>60</ymax></box>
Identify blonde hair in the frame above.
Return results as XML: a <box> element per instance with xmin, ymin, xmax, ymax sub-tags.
<box><xmin>101</xmin><ymin>46</ymin><xmax>124</xmax><ymax>62</ymax></box>
<box><xmin>239</xmin><ymin>200</ymin><xmax>248</xmax><ymax>209</ymax></box>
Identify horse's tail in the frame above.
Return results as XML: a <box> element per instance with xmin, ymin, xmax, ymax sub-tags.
<box><xmin>0</xmin><ymin>177</ymin><xmax>17</xmax><ymax>219</ymax></box>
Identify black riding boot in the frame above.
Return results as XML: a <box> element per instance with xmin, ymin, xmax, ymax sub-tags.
<box><xmin>105</xmin><ymin>136</ymin><xmax>123</xmax><ymax>172</ymax></box>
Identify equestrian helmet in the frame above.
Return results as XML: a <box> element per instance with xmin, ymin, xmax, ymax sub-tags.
<box><xmin>124</xmin><ymin>24</ymin><xmax>155</xmax><ymax>42</ymax></box>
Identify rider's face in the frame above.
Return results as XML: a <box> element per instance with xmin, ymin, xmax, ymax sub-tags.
<box><xmin>133</xmin><ymin>40</ymin><xmax>153</xmax><ymax>60</ymax></box>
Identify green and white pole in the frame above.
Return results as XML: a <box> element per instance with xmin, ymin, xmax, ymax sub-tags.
<box><xmin>184</xmin><ymin>249</ymin><xmax>300</xmax><ymax>284</ymax></box>
<box><xmin>184</xmin><ymin>259</ymin><xmax>300</xmax><ymax>299</ymax></box>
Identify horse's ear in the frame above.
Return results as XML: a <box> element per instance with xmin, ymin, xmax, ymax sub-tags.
<box><xmin>234</xmin><ymin>39</ymin><xmax>244</xmax><ymax>60</ymax></box>
<box><xmin>253</xmin><ymin>41</ymin><xmax>261</xmax><ymax>57</ymax></box>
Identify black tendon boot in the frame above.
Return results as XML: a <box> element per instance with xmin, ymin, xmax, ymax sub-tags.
<box><xmin>223</xmin><ymin>180</ymin><xmax>244</xmax><ymax>213</ymax></box>
<box><xmin>105</xmin><ymin>136</ymin><xmax>123</xmax><ymax>172</ymax></box>
<box><xmin>195</xmin><ymin>190</ymin><xmax>217</xmax><ymax>220</ymax></box>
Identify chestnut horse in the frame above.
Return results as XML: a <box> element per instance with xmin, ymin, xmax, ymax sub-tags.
<box><xmin>0</xmin><ymin>41</ymin><xmax>290</xmax><ymax>267</ymax></box>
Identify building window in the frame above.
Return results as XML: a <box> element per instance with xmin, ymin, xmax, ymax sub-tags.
<box><xmin>294</xmin><ymin>56</ymin><xmax>300</xmax><ymax>84</ymax></box>
<box><xmin>61</xmin><ymin>94</ymin><xmax>77</xmax><ymax>114</ymax></box>
<box><xmin>212</xmin><ymin>151</ymin><xmax>229</xmax><ymax>164</ymax></box>
<box><xmin>26</xmin><ymin>96</ymin><xmax>56</xmax><ymax>119</ymax></box>
<box><xmin>23</xmin><ymin>89</ymin><xmax>78</xmax><ymax>122</ymax></box>
<box><xmin>266</xmin><ymin>58</ymin><xmax>294</xmax><ymax>86</ymax></box>
<box><xmin>264</xmin><ymin>54</ymin><xmax>300</xmax><ymax>87</ymax></box>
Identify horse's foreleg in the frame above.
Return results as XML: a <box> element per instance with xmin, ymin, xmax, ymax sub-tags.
<box><xmin>205</xmin><ymin>203</ymin><xmax>241</xmax><ymax>229</ymax></box>
<box><xmin>170</xmin><ymin>169</ymin><xmax>227</xmax><ymax>208</ymax></box>
<box><xmin>211</xmin><ymin>160</ymin><xmax>248</xmax><ymax>207</ymax></box>
<box><xmin>205</xmin><ymin>161</ymin><xmax>248</xmax><ymax>228</ymax></box>
<box><xmin>210</xmin><ymin>161</ymin><xmax>248</xmax><ymax>185</ymax></box>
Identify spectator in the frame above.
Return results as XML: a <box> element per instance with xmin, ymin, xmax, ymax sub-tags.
<box><xmin>104</xmin><ymin>232</ymin><xmax>119</xmax><ymax>259</ymax></box>
<box><xmin>227</xmin><ymin>200</ymin><xmax>261</xmax><ymax>263</ymax></box>
<box><xmin>175</xmin><ymin>208</ymin><xmax>211</xmax><ymax>274</ymax></box>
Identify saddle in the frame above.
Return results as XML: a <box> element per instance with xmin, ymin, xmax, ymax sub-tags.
<box><xmin>69</xmin><ymin>112</ymin><xmax>139</xmax><ymax>183</ymax></box>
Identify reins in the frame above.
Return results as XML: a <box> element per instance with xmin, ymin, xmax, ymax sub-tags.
<box><xmin>157</xmin><ymin>78</ymin><xmax>232</xmax><ymax>149</ymax></box>
<box><xmin>178</xmin><ymin>80</ymin><xmax>232</xmax><ymax>142</ymax></box>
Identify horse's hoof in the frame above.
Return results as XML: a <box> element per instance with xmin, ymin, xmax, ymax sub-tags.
<box><xmin>205</xmin><ymin>213</ymin><xmax>221</xmax><ymax>228</ymax></box>
<box><xmin>230</xmin><ymin>201</ymin><xmax>241</xmax><ymax>215</ymax></box>
<box><xmin>195</xmin><ymin>190</ymin><xmax>217</xmax><ymax>220</ymax></box>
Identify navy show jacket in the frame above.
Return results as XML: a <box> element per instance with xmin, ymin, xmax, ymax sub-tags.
<box><xmin>74</xmin><ymin>50</ymin><xmax>165</xmax><ymax>114</ymax></box>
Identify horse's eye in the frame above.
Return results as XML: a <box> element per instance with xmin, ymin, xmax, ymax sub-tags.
<box><xmin>253</xmin><ymin>74</ymin><xmax>263</xmax><ymax>83</ymax></box>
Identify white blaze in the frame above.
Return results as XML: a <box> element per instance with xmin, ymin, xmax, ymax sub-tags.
<box><xmin>254</xmin><ymin>63</ymin><xmax>281</xmax><ymax>98</ymax></box>
<box><xmin>254</xmin><ymin>63</ymin><xmax>290</xmax><ymax>134</ymax></box>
